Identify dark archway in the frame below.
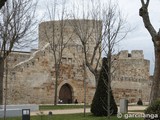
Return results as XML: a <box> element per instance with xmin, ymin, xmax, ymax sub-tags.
<box><xmin>59</xmin><ymin>83</ymin><xmax>72</xmax><ymax>104</ymax></box>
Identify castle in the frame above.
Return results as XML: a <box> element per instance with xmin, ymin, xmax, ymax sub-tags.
<box><xmin>4</xmin><ymin>20</ymin><xmax>151</xmax><ymax>104</ymax></box>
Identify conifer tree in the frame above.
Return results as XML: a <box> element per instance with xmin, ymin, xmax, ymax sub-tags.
<box><xmin>91</xmin><ymin>57</ymin><xmax>117</xmax><ymax>116</ymax></box>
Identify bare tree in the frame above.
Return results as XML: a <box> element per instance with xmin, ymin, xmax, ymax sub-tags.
<box><xmin>102</xmin><ymin>2</ymin><xmax>128</xmax><ymax>119</ymax></box>
<box><xmin>70</xmin><ymin>2</ymin><xmax>102</xmax><ymax>115</ymax></box>
<box><xmin>0</xmin><ymin>0</ymin><xmax>37</xmax><ymax>104</ymax></box>
<box><xmin>70</xmin><ymin>0</ymin><xmax>128</xmax><ymax>118</ymax></box>
<box><xmin>70</xmin><ymin>6</ymin><xmax>102</xmax><ymax>86</ymax></box>
<box><xmin>44</xmin><ymin>0</ymin><xmax>72</xmax><ymax>105</ymax></box>
<box><xmin>139</xmin><ymin>0</ymin><xmax>160</xmax><ymax>103</ymax></box>
<box><xmin>70</xmin><ymin>1</ymin><xmax>127</xmax><ymax>86</ymax></box>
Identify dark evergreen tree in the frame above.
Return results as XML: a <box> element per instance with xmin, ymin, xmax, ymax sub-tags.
<box><xmin>91</xmin><ymin>57</ymin><xmax>118</xmax><ymax>116</ymax></box>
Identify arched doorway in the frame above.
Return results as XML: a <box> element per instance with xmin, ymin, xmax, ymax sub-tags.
<box><xmin>59</xmin><ymin>83</ymin><xmax>72</xmax><ymax>104</ymax></box>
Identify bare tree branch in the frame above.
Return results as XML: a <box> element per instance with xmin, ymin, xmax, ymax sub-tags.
<box><xmin>139</xmin><ymin>0</ymin><xmax>156</xmax><ymax>42</ymax></box>
<box><xmin>146</xmin><ymin>0</ymin><xmax>150</xmax><ymax>7</ymax></box>
<box><xmin>0</xmin><ymin>0</ymin><xmax>37</xmax><ymax>105</ymax></box>
<box><xmin>141</xmin><ymin>0</ymin><xmax>145</xmax><ymax>6</ymax></box>
<box><xmin>43</xmin><ymin>0</ymin><xmax>73</xmax><ymax>105</ymax></box>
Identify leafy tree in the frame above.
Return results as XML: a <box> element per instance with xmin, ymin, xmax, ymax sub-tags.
<box><xmin>91</xmin><ymin>57</ymin><xmax>118</xmax><ymax>116</ymax></box>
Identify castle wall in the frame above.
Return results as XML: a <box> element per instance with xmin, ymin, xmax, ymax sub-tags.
<box><xmin>38</xmin><ymin>20</ymin><xmax>102</xmax><ymax>50</ymax></box>
<box><xmin>7</xmin><ymin>51</ymin><xmax>31</xmax><ymax>68</ymax></box>
<box><xmin>112</xmin><ymin>50</ymin><xmax>151</xmax><ymax>103</ymax></box>
<box><xmin>7</xmin><ymin>44</ymin><xmax>96</xmax><ymax>104</ymax></box>
<box><xmin>6</xmin><ymin>20</ymin><xmax>100</xmax><ymax>104</ymax></box>
<box><xmin>6</xmin><ymin>49</ymin><xmax>151</xmax><ymax>104</ymax></box>
<box><xmin>5</xmin><ymin>20</ymin><xmax>151</xmax><ymax>105</ymax></box>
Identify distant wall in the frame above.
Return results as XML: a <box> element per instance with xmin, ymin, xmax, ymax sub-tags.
<box><xmin>112</xmin><ymin>50</ymin><xmax>151</xmax><ymax>103</ymax></box>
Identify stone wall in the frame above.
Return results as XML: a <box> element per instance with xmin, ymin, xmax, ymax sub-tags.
<box><xmin>7</xmin><ymin>51</ymin><xmax>31</xmax><ymax>68</ymax></box>
<box><xmin>6</xmin><ymin>49</ymin><xmax>151</xmax><ymax>104</ymax></box>
<box><xmin>7</xmin><ymin>47</ymin><xmax>96</xmax><ymax>104</ymax></box>
<box><xmin>112</xmin><ymin>50</ymin><xmax>151</xmax><ymax>103</ymax></box>
<box><xmin>6</xmin><ymin>20</ymin><xmax>100</xmax><ymax>104</ymax></box>
<box><xmin>4</xmin><ymin>20</ymin><xmax>151</xmax><ymax>105</ymax></box>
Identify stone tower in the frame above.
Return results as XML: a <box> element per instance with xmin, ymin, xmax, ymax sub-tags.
<box><xmin>6</xmin><ymin>20</ymin><xmax>102</xmax><ymax>104</ymax></box>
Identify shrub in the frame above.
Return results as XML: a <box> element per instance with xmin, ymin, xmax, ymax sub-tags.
<box><xmin>91</xmin><ymin>57</ymin><xmax>118</xmax><ymax>116</ymax></box>
<box><xmin>144</xmin><ymin>100</ymin><xmax>160</xmax><ymax>120</ymax></box>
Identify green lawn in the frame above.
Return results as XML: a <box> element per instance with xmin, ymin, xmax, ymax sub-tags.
<box><xmin>0</xmin><ymin>113</ymin><xmax>144</xmax><ymax>120</ymax></box>
<box><xmin>0</xmin><ymin>105</ymin><xmax>146</xmax><ymax>120</ymax></box>
<box><xmin>39</xmin><ymin>104</ymin><xmax>90</xmax><ymax>110</ymax></box>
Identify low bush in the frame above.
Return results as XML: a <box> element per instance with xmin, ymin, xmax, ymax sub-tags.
<box><xmin>144</xmin><ymin>100</ymin><xmax>160</xmax><ymax>120</ymax></box>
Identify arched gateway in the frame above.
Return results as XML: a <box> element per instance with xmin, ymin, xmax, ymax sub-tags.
<box><xmin>59</xmin><ymin>83</ymin><xmax>73</xmax><ymax>103</ymax></box>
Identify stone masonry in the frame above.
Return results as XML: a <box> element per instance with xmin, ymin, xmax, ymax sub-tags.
<box><xmin>4</xmin><ymin>20</ymin><xmax>151</xmax><ymax>104</ymax></box>
<box><xmin>112</xmin><ymin>50</ymin><xmax>151</xmax><ymax>103</ymax></box>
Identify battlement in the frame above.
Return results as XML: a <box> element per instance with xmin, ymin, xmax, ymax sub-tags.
<box><xmin>119</xmin><ymin>50</ymin><xmax>144</xmax><ymax>59</ymax></box>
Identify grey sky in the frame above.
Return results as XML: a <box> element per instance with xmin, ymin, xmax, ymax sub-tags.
<box><xmin>36</xmin><ymin>0</ymin><xmax>160</xmax><ymax>75</ymax></box>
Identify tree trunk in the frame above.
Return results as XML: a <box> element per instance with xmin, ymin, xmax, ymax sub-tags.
<box><xmin>0</xmin><ymin>57</ymin><xmax>4</xmax><ymax>105</ymax></box>
<box><xmin>54</xmin><ymin>63</ymin><xmax>59</xmax><ymax>105</ymax></box>
<box><xmin>54</xmin><ymin>76</ymin><xmax>58</xmax><ymax>105</ymax></box>
<box><xmin>83</xmin><ymin>62</ymin><xmax>87</xmax><ymax>117</ymax></box>
<box><xmin>139</xmin><ymin>0</ymin><xmax>160</xmax><ymax>103</ymax></box>
<box><xmin>150</xmin><ymin>44</ymin><xmax>160</xmax><ymax>102</ymax></box>
<box><xmin>95</xmin><ymin>72</ymin><xmax>100</xmax><ymax>87</ymax></box>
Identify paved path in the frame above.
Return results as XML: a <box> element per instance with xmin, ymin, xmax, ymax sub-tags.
<box><xmin>128</xmin><ymin>106</ymin><xmax>147</xmax><ymax>111</ymax></box>
<box><xmin>31</xmin><ymin>108</ymin><xmax>90</xmax><ymax>116</ymax></box>
<box><xmin>31</xmin><ymin>106</ymin><xmax>147</xmax><ymax>116</ymax></box>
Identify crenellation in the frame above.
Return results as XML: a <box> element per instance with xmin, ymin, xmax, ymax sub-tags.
<box><xmin>119</xmin><ymin>50</ymin><xmax>129</xmax><ymax>58</ymax></box>
<box><xmin>131</xmin><ymin>50</ymin><xmax>144</xmax><ymax>59</ymax></box>
<box><xmin>119</xmin><ymin>50</ymin><xmax>144</xmax><ymax>59</ymax></box>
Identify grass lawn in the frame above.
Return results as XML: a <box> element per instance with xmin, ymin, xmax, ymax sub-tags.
<box><xmin>39</xmin><ymin>104</ymin><xmax>90</xmax><ymax>110</ymax></box>
<box><xmin>0</xmin><ymin>113</ymin><xmax>144</xmax><ymax>120</ymax></box>
<box><xmin>1</xmin><ymin>105</ymin><xmax>145</xmax><ymax>120</ymax></box>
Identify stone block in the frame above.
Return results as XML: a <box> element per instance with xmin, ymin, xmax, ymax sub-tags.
<box><xmin>0</xmin><ymin>104</ymin><xmax>38</xmax><ymax>111</ymax></box>
<box><xmin>0</xmin><ymin>109</ymin><xmax>21</xmax><ymax>118</ymax></box>
<box><xmin>120</xmin><ymin>99</ymin><xmax>128</xmax><ymax>113</ymax></box>
<box><xmin>0</xmin><ymin>104</ymin><xmax>38</xmax><ymax>118</ymax></box>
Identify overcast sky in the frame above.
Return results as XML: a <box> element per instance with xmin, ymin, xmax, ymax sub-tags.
<box><xmin>36</xmin><ymin>0</ymin><xmax>160</xmax><ymax>75</ymax></box>
<box><xmin>117</xmin><ymin>0</ymin><xmax>160</xmax><ymax>75</ymax></box>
